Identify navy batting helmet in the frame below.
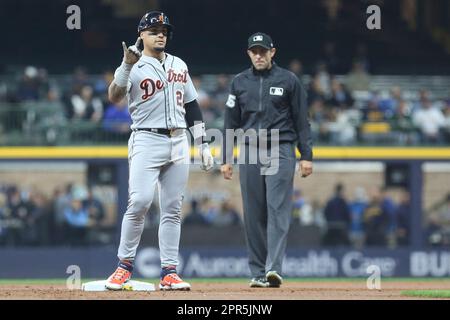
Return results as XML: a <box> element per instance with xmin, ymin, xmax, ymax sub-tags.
<box><xmin>138</xmin><ymin>11</ymin><xmax>174</xmax><ymax>39</ymax></box>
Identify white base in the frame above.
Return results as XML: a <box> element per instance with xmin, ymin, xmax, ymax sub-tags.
<box><xmin>81</xmin><ymin>280</ymin><xmax>155</xmax><ymax>292</ymax></box>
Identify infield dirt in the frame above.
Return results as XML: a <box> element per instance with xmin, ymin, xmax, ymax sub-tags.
<box><xmin>1</xmin><ymin>281</ymin><xmax>450</xmax><ymax>299</ymax></box>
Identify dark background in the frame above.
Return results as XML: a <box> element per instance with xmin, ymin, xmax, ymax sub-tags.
<box><xmin>0</xmin><ymin>0</ymin><xmax>449</xmax><ymax>75</ymax></box>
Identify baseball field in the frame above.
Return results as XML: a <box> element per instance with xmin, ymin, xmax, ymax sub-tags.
<box><xmin>1</xmin><ymin>278</ymin><xmax>450</xmax><ymax>300</ymax></box>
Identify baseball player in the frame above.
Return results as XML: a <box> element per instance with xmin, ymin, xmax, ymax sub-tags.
<box><xmin>105</xmin><ymin>11</ymin><xmax>214</xmax><ymax>291</ymax></box>
<box><xmin>221</xmin><ymin>32</ymin><xmax>313</xmax><ymax>288</ymax></box>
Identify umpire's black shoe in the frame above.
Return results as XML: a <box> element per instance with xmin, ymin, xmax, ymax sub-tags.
<box><xmin>266</xmin><ymin>271</ymin><xmax>282</xmax><ymax>288</ymax></box>
<box><xmin>249</xmin><ymin>277</ymin><xmax>269</xmax><ymax>288</ymax></box>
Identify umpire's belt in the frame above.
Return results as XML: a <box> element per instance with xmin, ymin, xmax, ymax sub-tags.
<box><xmin>133</xmin><ymin>128</ymin><xmax>184</xmax><ymax>137</ymax></box>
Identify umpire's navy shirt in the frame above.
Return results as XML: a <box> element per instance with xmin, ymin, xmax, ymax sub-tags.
<box><xmin>223</xmin><ymin>62</ymin><xmax>313</xmax><ymax>162</ymax></box>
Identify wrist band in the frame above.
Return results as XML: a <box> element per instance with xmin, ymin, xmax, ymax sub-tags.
<box><xmin>190</xmin><ymin>122</ymin><xmax>206</xmax><ymax>141</ymax></box>
<box><xmin>113</xmin><ymin>61</ymin><xmax>132</xmax><ymax>87</ymax></box>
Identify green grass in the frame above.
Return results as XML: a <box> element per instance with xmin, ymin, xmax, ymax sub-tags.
<box><xmin>0</xmin><ymin>277</ymin><xmax>448</xmax><ymax>285</ymax></box>
<box><xmin>401</xmin><ymin>290</ymin><xmax>450</xmax><ymax>299</ymax></box>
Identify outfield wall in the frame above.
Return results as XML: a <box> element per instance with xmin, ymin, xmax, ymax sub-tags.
<box><xmin>1</xmin><ymin>147</ymin><xmax>449</xmax><ymax>279</ymax></box>
<box><xmin>1</xmin><ymin>247</ymin><xmax>449</xmax><ymax>278</ymax></box>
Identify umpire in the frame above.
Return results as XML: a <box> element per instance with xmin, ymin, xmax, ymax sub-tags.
<box><xmin>220</xmin><ymin>32</ymin><xmax>313</xmax><ymax>288</ymax></box>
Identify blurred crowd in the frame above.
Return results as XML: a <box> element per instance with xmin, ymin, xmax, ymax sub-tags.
<box><xmin>0</xmin><ymin>66</ymin><xmax>131</xmax><ymax>145</ymax></box>
<box><xmin>1</xmin><ymin>56</ymin><xmax>450</xmax><ymax>146</ymax></box>
<box><xmin>291</xmin><ymin>184</ymin><xmax>410</xmax><ymax>248</ymax></box>
<box><xmin>182</xmin><ymin>197</ymin><xmax>242</xmax><ymax>228</ymax></box>
<box><xmin>2</xmin><ymin>180</ymin><xmax>449</xmax><ymax>248</ymax></box>
<box><xmin>0</xmin><ymin>183</ymin><xmax>114</xmax><ymax>247</ymax></box>
<box><xmin>291</xmin><ymin>184</ymin><xmax>450</xmax><ymax>248</ymax></box>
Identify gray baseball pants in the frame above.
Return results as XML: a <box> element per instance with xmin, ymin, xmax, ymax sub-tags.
<box><xmin>239</xmin><ymin>142</ymin><xmax>296</xmax><ymax>278</ymax></box>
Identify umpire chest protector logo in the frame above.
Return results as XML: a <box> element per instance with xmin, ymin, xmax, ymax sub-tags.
<box><xmin>269</xmin><ymin>87</ymin><xmax>284</xmax><ymax>96</ymax></box>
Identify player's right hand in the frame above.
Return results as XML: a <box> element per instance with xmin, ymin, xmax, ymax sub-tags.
<box><xmin>221</xmin><ymin>164</ymin><xmax>233</xmax><ymax>180</ymax></box>
<box><xmin>122</xmin><ymin>37</ymin><xmax>142</xmax><ymax>65</ymax></box>
<box><xmin>299</xmin><ymin>160</ymin><xmax>313</xmax><ymax>178</ymax></box>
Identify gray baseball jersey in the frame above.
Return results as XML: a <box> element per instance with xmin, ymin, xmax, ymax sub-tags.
<box><xmin>115</xmin><ymin>52</ymin><xmax>195</xmax><ymax>267</ymax></box>
<box><xmin>118</xmin><ymin>53</ymin><xmax>198</xmax><ymax>129</ymax></box>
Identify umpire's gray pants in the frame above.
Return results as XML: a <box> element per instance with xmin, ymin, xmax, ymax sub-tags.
<box><xmin>239</xmin><ymin>142</ymin><xmax>296</xmax><ymax>278</ymax></box>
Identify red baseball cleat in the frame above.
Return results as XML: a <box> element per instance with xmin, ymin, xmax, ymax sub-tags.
<box><xmin>159</xmin><ymin>273</ymin><xmax>191</xmax><ymax>291</ymax></box>
<box><xmin>105</xmin><ymin>267</ymin><xmax>132</xmax><ymax>290</ymax></box>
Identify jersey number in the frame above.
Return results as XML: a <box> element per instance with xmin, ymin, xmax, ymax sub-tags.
<box><xmin>176</xmin><ymin>91</ymin><xmax>184</xmax><ymax>107</ymax></box>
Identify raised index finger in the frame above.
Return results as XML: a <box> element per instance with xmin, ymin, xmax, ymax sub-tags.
<box><xmin>122</xmin><ymin>41</ymin><xmax>128</xmax><ymax>52</ymax></box>
<box><xmin>135</xmin><ymin>37</ymin><xmax>141</xmax><ymax>47</ymax></box>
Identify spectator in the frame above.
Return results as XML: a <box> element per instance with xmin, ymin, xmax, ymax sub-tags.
<box><xmin>84</xmin><ymin>186</ymin><xmax>107</xmax><ymax>244</ymax></box>
<box><xmin>349</xmin><ymin>187</ymin><xmax>368</xmax><ymax>248</ymax></box>
<box><xmin>200</xmin><ymin>197</ymin><xmax>221</xmax><ymax>225</ymax></box>
<box><xmin>308</xmin><ymin>75</ymin><xmax>328</xmax><ymax>106</ymax></box>
<box><xmin>28</xmin><ymin>190</ymin><xmax>51</xmax><ymax>246</ymax></box>
<box><xmin>309</xmin><ymin>98</ymin><xmax>330</xmax><ymax>143</ymax></box>
<box><xmin>310</xmin><ymin>199</ymin><xmax>327</xmax><ymax>233</ymax></box>
<box><xmin>327</xmin><ymin>78</ymin><xmax>354</xmax><ymax>109</ymax></box>
<box><xmin>381</xmin><ymin>187</ymin><xmax>397</xmax><ymax>237</ymax></box>
<box><xmin>412</xmin><ymin>97</ymin><xmax>445</xmax><ymax>144</ymax></box>
<box><xmin>291</xmin><ymin>189</ymin><xmax>313</xmax><ymax>226</ymax></box>
<box><xmin>425</xmin><ymin>192</ymin><xmax>450</xmax><ymax>246</ymax></box>
<box><xmin>102</xmin><ymin>97</ymin><xmax>132</xmax><ymax>140</ymax></box>
<box><xmin>52</xmin><ymin>184</ymin><xmax>73</xmax><ymax>244</ymax></box>
<box><xmin>363</xmin><ymin>187</ymin><xmax>390</xmax><ymax>246</ymax></box>
<box><xmin>94</xmin><ymin>70</ymin><xmax>114</xmax><ymax>104</ymax></box>
<box><xmin>183</xmin><ymin>199</ymin><xmax>209</xmax><ymax>226</ymax></box>
<box><xmin>83</xmin><ymin>187</ymin><xmax>105</xmax><ymax>227</ymax></box>
<box><xmin>16</xmin><ymin>66</ymin><xmax>48</xmax><ymax>101</ymax></box>
<box><xmin>6</xmin><ymin>186</ymin><xmax>32</xmax><ymax>246</ymax></box>
<box><xmin>64</xmin><ymin>197</ymin><xmax>90</xmax><ymax>246</ymax></box>
<box><xmin>346</xmin><ymin>60</ymin><xmax>371</xmax><ymax>92</ymax></box>
<box><xmin>210</xmin><ymin>200</ymin><xmax>241</xmax><ymax>227</ymax></box>
<box><xmin>442</xmin><ymin>100</ymin><xmax>450</xmax><ymax>143</ymax></box>
<box><xmin>395</xmin><ymin>189</ymin><xmax>411</xmax><ymax>246</ymax></box>
<box><xmin>362</xmin><ymin>93</ymin><xmax>385</xmax><ymax>122</ymax></box>
<box><xmin>322</xmin><ymin>183</ymin><xmax>351</xmax><ymax>246</ymax></box>
<box><xmin>326</xmin><ymin>108</ymin><xmax>358</xmax><ymax>145</ymax></box>
<box><xmin>70</xmin><ymin>66</ymin><xmax>90</xmax><ymax>96</ymax></box>
<box><xmin>69</xmin><ymin>85</ymin><xmax>103</xmax><ymax>123</ymax></box>
<box><xmin>0</xmin><ymin>192</ymin><xmax>10</xmax><ymax>244</ymax></box>
<box><xmin>426</xmin><ymin>213</ymin><xmax>446</xmax><ymax>246</ymax></box>
<box><xmin>390</xmin><ymin>99</ymin><xmax>419</xmax><ymax>144</ymax></box>
<box><xmin>313</xmin><ymin>61</ymin><xmax>332</xmax><ymax>97</ymax></box>
<box><xmin>381</xmin><ymin>87</ymin><xmax>402</xmax><ymax>115</ymax></box>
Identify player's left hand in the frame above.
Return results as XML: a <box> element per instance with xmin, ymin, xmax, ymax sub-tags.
<box><xmin>199</xmin><ymin>143</ymin><xmax>214</xmax><ymax>171</ymax></box>
<box><xmin>299</xmin><ymin>160</ymin><xmax>313</xmax><ymax>178</ymax></box>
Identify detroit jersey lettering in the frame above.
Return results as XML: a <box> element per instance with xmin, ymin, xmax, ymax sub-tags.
<box><xmin>115</xmin><ymin>53</ymin><xmax>198</xmax><ymax>130</ymax></box>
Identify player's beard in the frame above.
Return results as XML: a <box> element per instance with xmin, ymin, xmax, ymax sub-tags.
<box><xmin>154</xmin><ymin>45</ymin><xmax>165</xmax><ymax>52</ymax></box>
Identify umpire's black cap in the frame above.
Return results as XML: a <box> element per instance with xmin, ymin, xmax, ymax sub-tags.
<box><xmin>248</xmin><ymin>32</ymin><xmax>274</xmax><ymax>50</ymax></box>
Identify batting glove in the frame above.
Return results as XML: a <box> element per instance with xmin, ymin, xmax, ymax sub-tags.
<box><xmin>199</xmin><ymin>143</ymin><xmax>214</xmax><ymax>171</ymax></box>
